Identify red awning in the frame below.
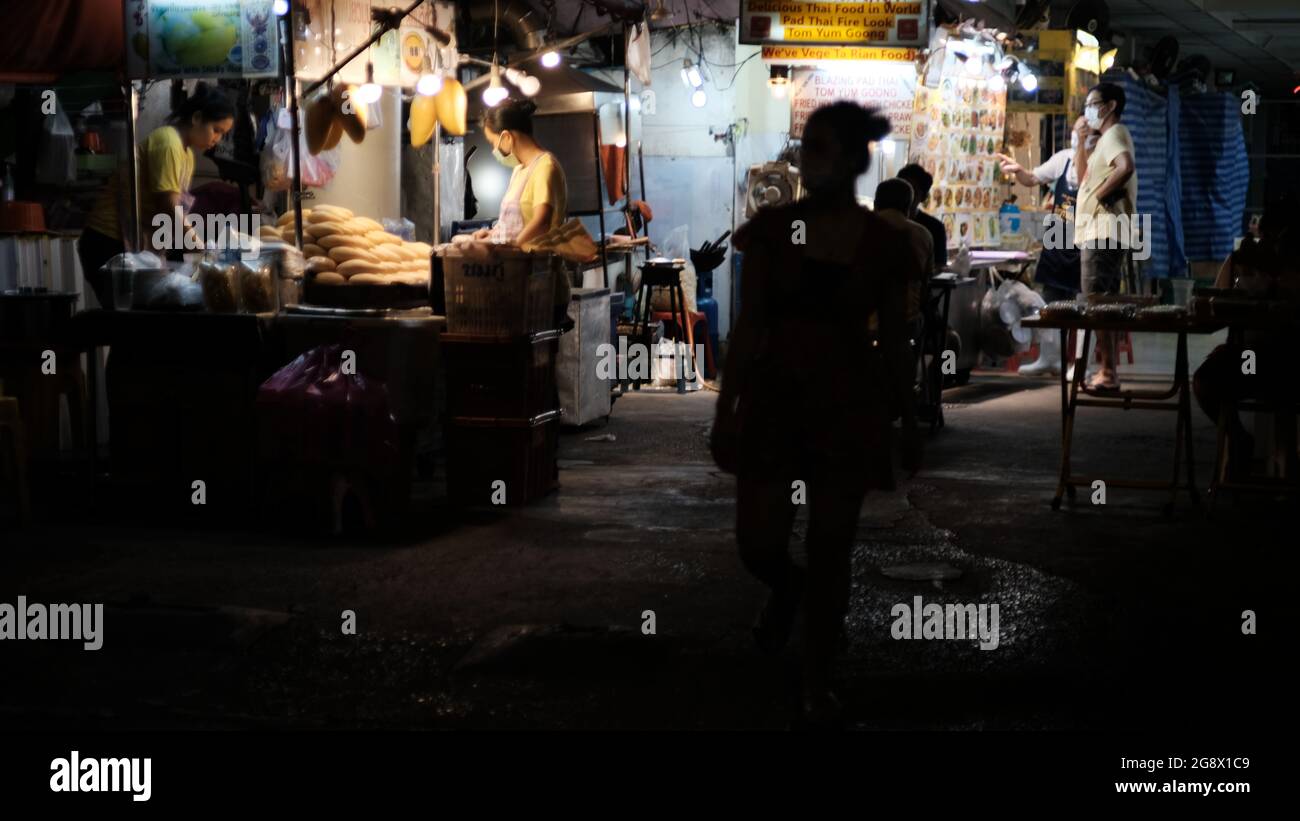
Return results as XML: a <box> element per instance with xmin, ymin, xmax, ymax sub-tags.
<box><xmin>0</xmin><ymin>1</ymin><xmax>125</xmax><ymax>84</ymax></box>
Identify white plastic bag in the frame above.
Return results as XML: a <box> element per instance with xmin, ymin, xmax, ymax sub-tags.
<box><xmin>36</xmin><ymin>95</ymin><xmax>77</xmax><ymax>186</ymax></box>
<box><xmin>261</xmin><ymin>109</ymin><xmax>340</xmax><ymax>191</ymax></box>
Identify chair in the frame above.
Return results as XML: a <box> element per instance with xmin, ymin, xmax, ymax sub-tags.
<box><xmin>0</xmin><ymin>396</ymin><xmax>32</xmax><ymax>524</ymax></box>
<box><xmin>633</xmin><ymin>262</ymin><xmax>699</xmax><ymax>392</ymax></box>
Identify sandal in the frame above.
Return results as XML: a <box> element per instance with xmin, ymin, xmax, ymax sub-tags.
<box><xmin>1086</xmin><ymin>372</ymin><xmax>1121</xmax><ymax>392</ymax></box>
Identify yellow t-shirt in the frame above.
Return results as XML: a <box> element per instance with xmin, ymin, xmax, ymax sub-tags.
<box><xmin>510</xmin><ymin>152</ymin><xmax>567</xmax><ymax>232</ymax></box>
<box><xmin>85</xmin><ymin>125</ymin><xmax>195</xmax><ymax>240</ymax></box>
<box><xmin>1075</xmin><ymin>124</ymin><xmax>1137</xmax><ymax>248</ymax></box>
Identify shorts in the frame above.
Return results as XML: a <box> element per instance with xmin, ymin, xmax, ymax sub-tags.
<box><xmin>1080</xmin><ymin>246</ymin><xmax>1124</xmax><ymax>296</ymax></box>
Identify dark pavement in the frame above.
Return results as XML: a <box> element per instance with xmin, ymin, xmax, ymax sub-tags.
<box><xmin>0</xmin><ymin>374</ymin><xmax>1287</xmax><ymax>730</ymax></box>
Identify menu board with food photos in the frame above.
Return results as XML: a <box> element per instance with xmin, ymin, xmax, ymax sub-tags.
<box><xmin>908</xmin><ymin>75</ymin><xmax>1006</xmax><ymax>249</ymax></box>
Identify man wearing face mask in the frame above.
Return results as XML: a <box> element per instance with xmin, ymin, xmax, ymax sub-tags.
<box><xmin>1074</xmin><ymin>83</ymin><xmax>1138</xmax><ymax>392</ymax></box>
<box><xmin>996</xmin><ymin>114</ymin><xmax>1094</xmax><ymax>375</ymax></box>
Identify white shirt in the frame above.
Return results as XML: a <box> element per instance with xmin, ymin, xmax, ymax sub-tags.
<box><xmin>1076</xmin><ymin>124</ymin><xmax>1138</xmax><ymax>247</ymax></box>
<box><xmin>1032</xmin><ymin>148</ymin><xmax>1079</xmax><ymax>189</ymax></box>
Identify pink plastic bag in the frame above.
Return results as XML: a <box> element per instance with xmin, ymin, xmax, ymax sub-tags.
<box><xmin>256</xmin><ymin>345</ymin><xmax>400</xmax><ymax>474</ymax></box>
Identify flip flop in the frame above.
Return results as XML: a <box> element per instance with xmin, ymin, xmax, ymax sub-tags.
<box><xmin>1086</xmin><ymin>373</ymin><xmax>1121</xmax><ymax>392</ymax></box>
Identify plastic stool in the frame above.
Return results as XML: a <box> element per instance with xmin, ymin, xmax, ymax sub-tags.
<box><xmin>0</xmin><ymin>396</ymin><xmax>32</xmax><ymax>524</ymax></box>
<box><xmin>650</xmin><ymin>309</ymin><xmax>716</xmax><ymax>379</ymax></box>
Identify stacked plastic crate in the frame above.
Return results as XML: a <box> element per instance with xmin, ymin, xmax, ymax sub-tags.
<box><xmin>440</xmin><ymin>248</ymin><xmax>560</xmax><ymax>506</ymax></box>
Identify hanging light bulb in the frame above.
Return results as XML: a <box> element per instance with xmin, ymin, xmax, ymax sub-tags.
<box><xmin>649</xmin><ymin>0</ymin><xmax>671</xmax><ymax>23</ymax></box>
<box><xmin>416</xmin><ymin>52</ymin><xmax>443</xmax><ymax>96</ymax></box>
<box><xmin>690</xmin><ymin>88</ymin><xmax>707</xmax><ymax>108</ymax></box>
<box><xmin>272</xmin><ymin>0</ymin><xmax>290</xmax><ymax>15</ymax></box>
<box><xmin>767</xmin><ymin>64</ymin><xmax>790</xmax><ymax>98</ymax></box>
<box><xmin>519</xmin><ymin>75</ymin><xmax>541</xmax><ymax>97</ymax></box>
<box><xmin>1019</xmin><ymin>70</ymin><xmax>1038</xmax><ymax>92</ymax></box>
<box><xmin>357</xmin><ymin>61</ymin><xmax>383</xmax><ymax>104</ymax></box>
<box><xmin>483</xmin><ymin>59</ymin><xmax>508</xmax><ymax>107</ymax></box>
<box><xmin>540</xmin><ymin>50</ymin><xmax>561</xmax><ymax>69</ymax></box>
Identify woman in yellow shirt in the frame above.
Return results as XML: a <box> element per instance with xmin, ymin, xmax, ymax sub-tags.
<box><xmin>473</xmin><ymin>98</ymin><xmax>568</xmax><ymax>246</ymax></box>
<box><xmin>80</xmin><ymin>82</ymin><xmax>235</xmax><ymax>307</ymax></box>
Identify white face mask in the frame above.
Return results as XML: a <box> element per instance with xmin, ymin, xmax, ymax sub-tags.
<box><xmin>1085</xmin><ymin>104</ymin><xmax>1104</xmax><ymax>129</ymax></box>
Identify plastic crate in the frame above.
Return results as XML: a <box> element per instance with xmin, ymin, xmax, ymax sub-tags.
<box><xmin>440</xmin><ymin>246</ymin><xmax>555</xmax><ymax>336</ymax></box>
<box><xmin>446</xmin><ymin>410</ymin><xmax>560</xmax><ymax>506</ymax></box>
<box><xmin>441</xmin><ymin>330</ymin><xmax>559</xmax><ymax>420</ymax></box>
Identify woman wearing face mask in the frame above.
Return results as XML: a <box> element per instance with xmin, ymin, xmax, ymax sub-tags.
<box><xmin>80</xmin><ymin>82</ymin><xmax>236</xmax><ymax>308</ymax></box>
<box><xmin>472</xmin><ymin>99</ymin><xmax>567</xmax><ymax>246</ymax></box>
<box><xmin>711</xmin><ymin>102</ymin><xmax>922</xmax><ymax>726</ymax></box>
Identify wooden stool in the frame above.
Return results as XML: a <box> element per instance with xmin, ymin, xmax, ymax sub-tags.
<box><xmin>0</xmin><ymin>396</ymin><xmax>32</xmax><ymax>524</ymax></box>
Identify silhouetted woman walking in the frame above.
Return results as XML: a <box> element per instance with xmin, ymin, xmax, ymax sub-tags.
<box><xmin>711</xmin><ymin>102</ymin><xmax>922</xmax><ymax>725</ymax></box>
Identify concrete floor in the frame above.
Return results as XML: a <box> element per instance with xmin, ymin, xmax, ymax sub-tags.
<box><xmin>0</xmin><ymin>373</ymin><xmax>1288</xmax><ymax>730</ymax></box>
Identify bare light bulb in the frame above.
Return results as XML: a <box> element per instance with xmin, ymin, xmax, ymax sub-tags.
<box><xmin>357</xmin><ymin>62</ymin><xmax>382</xmax><ymax>104</ymax></box>
<box><xmin>273</xmin><ymin>0</ymin><xmax>289</xmax><ymax>16</ymax></box>
<box><xmin>417</xmin><ymin>72</ymin><xmax>443</xmax><ymax>96</ymax></box>
<box><xmin>483</xmin><ymin>62</ymin><xmax>508</xmax><ymax>106</ymax></box>
<box><xmin>690</xmin><ymin>88</ymin><xmax>706</xmax><ymax>108</ymax></box>
<box><xmin>540</xmin><ymin>51</ymin><xmax>561</xmax><ymax>68</ymax></box>
<box><xmin>519</xmin><ymin>75</ymin><xmax>541</xmax><ymax>97</ymax></box>
<box><xmin>1019</xmin><ymin>71</ymin><xmax>1038</xmax><ymax>92</ymax></box>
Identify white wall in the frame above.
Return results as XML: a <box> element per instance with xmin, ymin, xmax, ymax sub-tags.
<box><xmin>315</xmin><ymin>88</ymin><xmax>402</xmax><ymax>222</ymax></box>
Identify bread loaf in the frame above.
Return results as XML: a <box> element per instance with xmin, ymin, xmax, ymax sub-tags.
<box><xmin>314</xmin><ymin>271</ymin><xmax>346</xmax><ymax>285</ymax></box>
<box><xmin>336</xmin><ymin>259</ymin><xmax>374</xmax><ymax>278</ymax></box>
<box><xmin>348</xmin><ymin>273</ymin><xmax>389</xmax><ymax>285</ymax></box>
<box><xmin>327</xmin><ymin>247</ymin><xmax>377</xmax><ymax>266</ymax></box>
<box><xmin>302</xmin><ymin>243</ymin><xmax>325</xmax><ymax>258</ymax></box>
<box><xmin>319</xmin><ymin>233</ymin><xmax>370</xmax><ymax>250</ymax></box>
<box><xmin>305</xmin><ymin>256</ymin><xmax>336</xmax><ymax>272</ymax></box>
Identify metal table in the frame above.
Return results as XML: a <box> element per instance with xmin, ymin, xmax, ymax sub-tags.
<box><xmin>1022</xmin><ymin>313</ymin><xmax>1225</xmax><ymax>515</ymax></box>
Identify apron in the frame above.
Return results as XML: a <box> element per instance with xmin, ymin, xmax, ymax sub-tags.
<box><xmin>489</xmin><ymin>154</ymin><xmax>544</xmax><ymax>244</ymax></box>
<box><xmin>1034</xmin><ymin>158</ymin><xmax>1081</xmax><ymax>294</ymax></box>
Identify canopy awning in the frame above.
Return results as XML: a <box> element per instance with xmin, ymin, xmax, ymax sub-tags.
<box><xmin>0</xmin><ymin>1</ymin><xmax>125</xmax><ymax>84</ymax></box>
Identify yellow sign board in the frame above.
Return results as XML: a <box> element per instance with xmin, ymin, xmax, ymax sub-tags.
<box><xmin>762</xmin><ymin>45</ymin><xmax>919</xmax><ymax>62</ymax></box>
<box><xmin>741</xmin><ymin>1</ymin><xmax>930</xmax><ymax>48</ymax></box>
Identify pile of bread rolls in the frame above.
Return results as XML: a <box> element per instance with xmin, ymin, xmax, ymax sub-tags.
<box><xmin>263</xmin><ymin>205</ymin><xmax>432</xmax><ymax>287</ymax></box>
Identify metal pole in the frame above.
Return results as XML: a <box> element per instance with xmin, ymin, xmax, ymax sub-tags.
<box><xmin>592</xmin><ymin>112</ymin><xmax>609</xmax><ymax>289</ymax></box>
<box><xmin>623</xmin><ymin>24</ymin><xmax>632</xmax><ymax>223</ymax></box>
<box><xmin>125</xmin><ymin>81</ymin><xmax>141</xmax><ymax>251</ymax></box>
<box><xmin>432</xmin><ymin>121</ymin><xmax>442</xmax><ymax>244</ymax></box>
<box><xmin>279</xmin><ymin>14</ymin><xmax>304</xmax><ymax>250</ymax></box>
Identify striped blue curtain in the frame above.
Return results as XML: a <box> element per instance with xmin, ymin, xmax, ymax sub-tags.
<box><xmin>1179</xmin><ymin>93</ymin><xmax>1249</xmax><ymax>262</ymax></box>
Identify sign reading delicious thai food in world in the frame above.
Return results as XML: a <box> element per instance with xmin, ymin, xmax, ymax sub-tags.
<box><xmin>740</xmin><ymin>1</ymin><xmax>930</xmax><ymax>48</ymax></box>
<box><xmin>789</xmin><ymin>63</ymin><xmax>917</xmax><ymax>140</ymax></box>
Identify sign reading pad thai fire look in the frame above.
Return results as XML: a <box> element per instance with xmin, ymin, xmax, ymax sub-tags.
<box><xmin>740</xmin><ymin>1</ymin><xmax>931</xmax><ymax>48</ymax></box>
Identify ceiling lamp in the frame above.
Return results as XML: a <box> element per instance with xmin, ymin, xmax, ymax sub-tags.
<box><xmin>482</xmin><ymin>59</ymin><xmax>509</xmax><ymax>107</ymax></box>
<box><xmin>357</xmin><ymin>62</ymin><xmax>383</xmax><ymax>104</ymax></box>
<box><xmin>768</xmin><ymin>65</ymin><xmax>790</xmax><ymax>98</ymax></box>
<box><xmin>540</xmin><ymin>50</ymin><xmax>561</xmax><ymax>68</ymax></box>
<box><xmin>690</xmin><ymin>88</ymin><xmax>706</xmax><ymax>108</ymax></box>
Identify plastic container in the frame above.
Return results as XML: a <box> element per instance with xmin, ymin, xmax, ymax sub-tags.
<box><xmin>438</xmin><ymin>244</ymin><xmax>555</xmax><ymax>335</ymax></box>
<box><xmin>441</xmin><ymin>330</ymin><xmax>560</xmax><ymax>419</ymax></box>
<box><xmin>446</xmin><ymin>410</ymin><xmax>560</xmax><ymax>506</ymax></box>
